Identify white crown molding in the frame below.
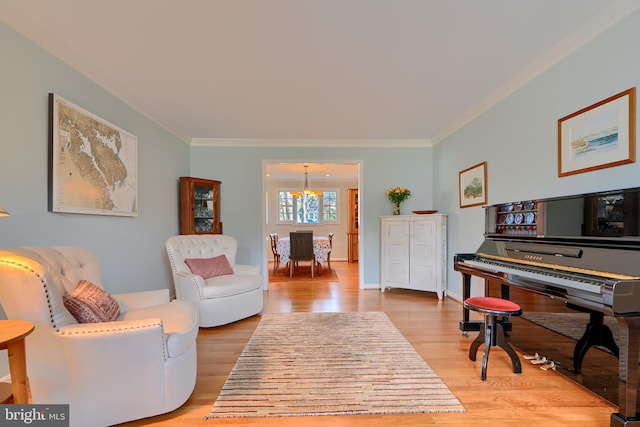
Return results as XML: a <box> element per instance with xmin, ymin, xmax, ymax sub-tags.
<box><xmin>432</xmin><ymin>0</ymin><xmax>640</xmax><ymax>145</ymax></box>
<box><xmin>190</xmin><ymin>138</ymin><xmax>433</xmax><ymax>148</ymax></box>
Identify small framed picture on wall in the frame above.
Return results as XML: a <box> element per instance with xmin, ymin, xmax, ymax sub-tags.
<box><xmin>459</xmin><ymin>161</ymin><xmax>487</xmax><ymax>208</ymax></box>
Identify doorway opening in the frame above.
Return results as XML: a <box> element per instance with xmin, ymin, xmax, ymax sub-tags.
<box><xmin>262</xmin><ymin>160</ymin><xmax>363</xmax><ymax>289</ymax></box>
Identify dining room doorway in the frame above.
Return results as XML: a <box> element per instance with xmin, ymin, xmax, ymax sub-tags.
<box><xmin>262</xmin><ymin>160</ymin><xmax>362</xmax><ymax>289</ymax></box>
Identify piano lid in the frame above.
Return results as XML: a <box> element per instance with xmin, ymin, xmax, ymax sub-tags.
<box><xmin>485</xmin><ymin>186</ymin><xmax>640</xmax><ymax>248</ymax></box>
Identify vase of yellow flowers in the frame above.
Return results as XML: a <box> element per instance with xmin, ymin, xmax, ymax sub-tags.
<box><xmin>385</xmin><ymin>186</ymin><xmax>411</xmax><ymax>215</ymax></box>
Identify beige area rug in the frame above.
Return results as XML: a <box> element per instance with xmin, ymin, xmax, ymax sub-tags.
<box><xmin>206</xmin><ymin>312</ymin><xmax>464</xmax><ymax>418</ymax></box>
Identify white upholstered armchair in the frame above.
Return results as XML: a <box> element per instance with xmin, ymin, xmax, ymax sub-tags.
<box><xmin>0</xmin><ymin>246</ymin><xmax>198</xmax><ymax>427</ymax></box>
<box><xmin>165</xmin><ymin>234</ymin><xmax>264</xmax><ymax>327</ymax></box>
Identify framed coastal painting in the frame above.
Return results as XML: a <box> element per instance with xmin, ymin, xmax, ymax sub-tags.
<box><xmin>48</xmin><ymin>93</ymin><xmax>138</xmax><ymax>216</ymax></box>
<box><xmin>558</xmin><ymin>87</ymin><xmax>635</xmax><ymax>177</ymax></box>
<box><xmin>459</xmin><ymin>161</ymin><xmax>487</xmax><ymax>208</ymax></box>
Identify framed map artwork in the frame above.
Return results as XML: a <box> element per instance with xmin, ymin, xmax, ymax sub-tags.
<box><xmin>48</xmin><ymin>93</ymin><xmax>138</xmax><ymax>216</ymax></box>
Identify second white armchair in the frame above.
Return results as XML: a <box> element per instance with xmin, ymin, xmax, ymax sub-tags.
<box><xmin>165</xmin><ymin>234</ymin><xmax>264</xmax><ymax>327</ymax></box>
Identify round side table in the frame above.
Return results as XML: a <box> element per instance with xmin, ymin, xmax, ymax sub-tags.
<box><xmin>0</xmin><ymin>320</ymin><xmax>35</xmax><ymax>404</ymax></box>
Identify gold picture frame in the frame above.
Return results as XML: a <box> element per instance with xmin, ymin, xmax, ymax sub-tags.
<box><xmin>459</xmin><ymin>161</ymin><xmax>487</xmax><ymax>208</ymax></box>
<box><xmin>558</xmin><ymin>87</ymin><xmax>636</xmax><ymax>177</ymax></box>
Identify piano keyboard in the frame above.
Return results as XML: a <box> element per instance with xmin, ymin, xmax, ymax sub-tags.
<box><xmin>461</xmin><ymin>258</ymin><xmax>605</xmax><ymax>295</ymax></box>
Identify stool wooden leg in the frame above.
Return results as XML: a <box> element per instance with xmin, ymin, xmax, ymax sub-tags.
<box><xmin>469</xmin><ymin>323</ymin><xmax>485</xmax><ymax>361</ymax></box>
<box><xmin>494</xmin><ymin>322</ymin><xmax>522</xmax><ymax>374</ymax></box>
<box><xmin>480</xmin><ymin>315</ymin><xmax>494</xmax><ymax>381</ymax></box>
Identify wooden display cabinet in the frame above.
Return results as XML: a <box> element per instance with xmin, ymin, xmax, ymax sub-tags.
<box><xmin>179</xmin><ymin>177</ymin><xmax>222</xmax><ymax>234</ymax></box>
<box><xmin>347</xmin><ymin>188</ymin><xmax>359</xmax><ymax>262</ymax></box>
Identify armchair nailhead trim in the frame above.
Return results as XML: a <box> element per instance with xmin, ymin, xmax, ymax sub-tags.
<box><xmin>0</xmin><ymin>259</ymin><xmax>59</xmax><ymax>331</ymax></box>
<box><xmin>2</xmin><ymin>257</ymin><xmax>171</xmax><ymax>362</ymax></box>
<box><xmin>166</xmin><ymin>247</ymin><xmax>204</xmax><ymax>300</ymax></box>
<box><xmin>59</xmin><ymin>321</ymin><xmax>162</xmax><ymax>335</ymax></box>
<box><xmin>61</xmin><ymin>321</ymin><xmax>169</xmax><ymax>360</ymax></box>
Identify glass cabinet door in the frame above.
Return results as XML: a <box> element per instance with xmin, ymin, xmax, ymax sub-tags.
<box><xmin>193</xmin><ymin>184</ymin><xmax>215</xmax><ymax>232</ymax></box>
<box><xmin>180</xmin><ymin>177</ymin><xmax>221</xmax><ymax>234</ymax></box>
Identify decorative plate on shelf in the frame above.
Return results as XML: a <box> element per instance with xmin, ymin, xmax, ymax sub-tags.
<box><xmin>525</xmin><ymin>212</ymin><xmax>535</xmax><ymax>224</ymax></box>
<box><xmin>412</xmin><ymin>210</ymin><xmax>438</xmax><ymax>214</ymax></box>
<box><xmin>514</xmin><ymin>213</ymin><xmax>524</xmax><ymax>224</ymax></box>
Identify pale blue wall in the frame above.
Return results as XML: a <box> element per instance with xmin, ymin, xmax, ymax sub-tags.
<box><xmin>434</xmin><ymin>9</ymin><xmax>640</xmax><ymax>300</ymax></box>
<box><xmin>190</xmin><ymin>146</ymin><xmax>434</xmax><ymax>286</ymax></box>
<box><xmin>0</xmin><ymin>22</ymin><xmax>190</xmax><ymax>298</ymax></box>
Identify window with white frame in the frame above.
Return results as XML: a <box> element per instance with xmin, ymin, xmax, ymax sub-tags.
<box><xmin>277</xmin><ymin>190</ymin><xmax>339</xmax><ymax>224</ymax></box>
<box><xmin>278</xmin><ymin>191</ymin><xmax>295</xmax><ymax>222</ymax></box>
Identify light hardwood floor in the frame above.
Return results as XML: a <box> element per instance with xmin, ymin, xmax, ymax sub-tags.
<box><xmin>118</xmin><ymin>261</ymin><xmax>616</xmax><ymax>426</ymax></box>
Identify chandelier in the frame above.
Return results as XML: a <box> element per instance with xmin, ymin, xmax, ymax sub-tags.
<box><xmin>290</xmin><ymin>165</ymin><xmax>322</xmax><ymax>198</ymax></box>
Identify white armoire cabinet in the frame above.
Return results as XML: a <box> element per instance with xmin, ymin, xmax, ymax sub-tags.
<box><xmin>380</xmin><ymin>214</ymin><xmax>447</xmax><ymax>299</ymax></box>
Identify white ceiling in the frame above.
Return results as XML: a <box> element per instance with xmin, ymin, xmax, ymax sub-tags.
<box><xmin>2</xmin><ymin>0</ymin><xmax>638</xmax><ymax>148</ymax></box>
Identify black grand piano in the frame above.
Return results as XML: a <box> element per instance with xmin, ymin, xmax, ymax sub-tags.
<box><xmin>454</xmin><ymin>186</ymin><xmax>640</xmax><ymax>427</ymax></box>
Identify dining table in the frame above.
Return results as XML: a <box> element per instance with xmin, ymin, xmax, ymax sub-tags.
<box><xmin>277</xmin><ymin>236</ymin><xmax>331</xmax><ymax>268</ymax></box>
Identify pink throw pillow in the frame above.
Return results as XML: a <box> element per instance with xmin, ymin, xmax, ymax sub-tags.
<box><xmin>63</xmin><ymin>280</ymin><xmax>120</xmax><ymax>323</ymax></box>
<box><xmin>185</xmin><ymin>254</ymin><xmax>234</xmax><ymax>279</ymax></box>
